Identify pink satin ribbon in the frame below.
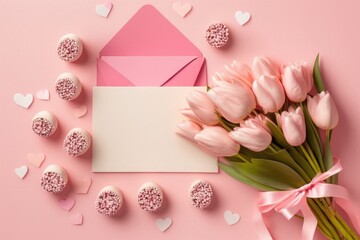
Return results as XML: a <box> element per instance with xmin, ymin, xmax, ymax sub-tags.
<box><xmin>255</xmin><ymin>160</ymin><xmax>360</xmax><ymax>240</ymax></box>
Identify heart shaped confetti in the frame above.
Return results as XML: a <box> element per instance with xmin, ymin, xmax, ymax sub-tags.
<box><xmin>96</xmin><ymin>1</ymin><xmax>113</xmax><ymax>18</ymax></box>
<box><xmin>27</xmin><ymin>153</ymin><xmax>45</xmax><ymax>168</ymax></box>
<box><xmin>156</xmin><ymin>217</ymin><xmax>172</xmax><ymax>232</ymax></box>
<box><xmin>13</xmin><ymin>93</ymin><xmax>33</xmax><ymax>109</ymax></box>
<box><xmin>59</xmin><ymin>198</ymin><xmax>76</xmax><ymax>211</ymax></box>
<box><xmin>36</xmin><ymin>89</ymin><xmax>50</xmax><ymax>100</ymax></box>
<box><xmin>74</xmin><ymin>177</ymin><xmax>92</xmax><ymax>194</ymax></box>
<box><xmin>73</xmin><ymin>105</ymin><xmax>88</xmax><ymax>118</ymax></box>
<box><xmin>15</xmin><ymin>165</ymin><xmax>28</xmax><ymax>179</ymax></box>
<box><xmin>224</xmin><ymin>210</ymin><xmax>240</xmax><ymax>225</ymax></box>
<box><xmin>235</xmin><ymin>11</ymin><xmax>251</xmax><ymax>26</ymax></box>
<box><xmin>172</xmin><ymin>2</ymin><xmax>192</xmax><ymax>18</ymax></box>
<box><xmin>69</xmin><ymin>213</ymin><xmax>83</xmax><ymax>225</ymax></box>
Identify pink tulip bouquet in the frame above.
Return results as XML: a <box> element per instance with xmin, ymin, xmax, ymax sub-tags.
<box><xmin>177</xmin><ymin>55</ymin><xmax>360</xmax><ymax>240</ymax></box>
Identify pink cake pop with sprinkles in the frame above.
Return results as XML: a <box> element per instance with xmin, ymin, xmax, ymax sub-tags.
<box><xmin>55</xmin><ymin>72</ymin><xmax>82</xmax><ymax>101</ymax></box>
<box><xmin>137</xmin><ymin>182</ymin><xmax>163</xmax><ymax>212</ymax></box>
<box><xmin>189</xmin><ymin>179</ymin><xmax>213</xmax><ymax>209</ymax></box>
<box><xmin>32</xmin><ymin>111</ymin><xmax>58</xmax><ymax>137</ymax></box>
<box><xmin>63</xmin><ymin>128</ymin><xmax>91</xmax><ymax>157</ymax></box>
<box><xmin>57</xmin><ymin>33</ymin><xmax>83</xmax><ymax>62</ymax></box>
<box><xmin>205</xmin><ymin>23</ymin><xmax>230</xmax><ymax>48</ymax></box>
<box><xmin>95</xmin><ymin>186</ymin><xmax>123</xmax><ymax>216</ymax></box>
<box><xmin>40</xmin><ymin>165</ymin><xmax>68</xmax><ymax>193</ymax></box>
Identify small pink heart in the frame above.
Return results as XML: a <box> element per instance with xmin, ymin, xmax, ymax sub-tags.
<box><xmin>69</xmin><ymin>213</ymin><xmax>83</xmax><ymax>225</ymax></box>
<box><xmin>59</xmin><ymin>198</ymin><xmax>76</xmax><ymax>211</ymax></box>
<box><xmin>36</xmin><ymin>89</ymin><xmax>50</xmax><ymax>100</ymax></box>
<box><xmin>73</xmin><ymin>105</ymin><xmax>88</xmax><ymax>118</ymax></box>
<box><xmin>74</xmin><ymin>177</ymin><xmax>92</xmax><ymax>194</ymax></box>
<box><xmin>27</xmin><ymin>153</ymin><xmax>45</xmax><ymax>168</ymax></box>
<box><xmin>172</xmin><ymin>2</ymin><xmax>192</xmax><ymax>18</ymax></box>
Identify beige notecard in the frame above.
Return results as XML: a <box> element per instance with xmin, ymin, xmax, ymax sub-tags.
<box><xmin>92</xmin><ymin>87</ymin><xmax>218</xmax><ymax>172</ymax></box>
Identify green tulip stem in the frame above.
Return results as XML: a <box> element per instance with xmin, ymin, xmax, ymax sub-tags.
<box><xmin>308</xmin><ymin>199</ymin><xmax>340</xmax><ymax>240</ymax></box>
<box><xmin>300</xmin><ymin>145</ymin><xmax>321</xmax><ymax>173</ymax></box>
<box><xmin>335</xmin><ymin>212</ymin><xmax>360</xmax><ymax>240</ymax></box>
<box><xmin>268</xmin><ymin>144</ymin><xmax>277</xmax><ymax>153</ymax></box>
<box><xmin>234</xmin><ymin>153</ymin><xmax>250</xmax><ymax>163</ymax></box>
<box><xmin>315</xmin><ymin>198</ymin><xmax>359</xmax><ymax>239</ymax></box>
<box><xmin>304</xmin><ymin>141</ymin><xmax>325</xmax><ymax>173</ymax></box>
<box><xmin>217</xmin><ymin>116</ymin><xmax>233</xmax><ymax>132</ymax></box>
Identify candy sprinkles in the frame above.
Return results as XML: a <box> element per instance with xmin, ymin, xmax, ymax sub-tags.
<box><xmin>205</xmin><ymin>23</ymin><xmax>230</xmax><ymax>48</ymax></box>
<box><xmin>63</xmin><ymin>128</ymin><xmax>91</xmax><ymax>157</ymax></box>
<box><xmin>137</xmin><ymin>182</ymin><xmax>164</xmax><ymax>212</ymax></box>
<box><xmin>95</xmin><ymin>186</ymin><xmax>123</xmax><ymax>216</ymax></box>
<box><xmin>57</xmin><ymin>33</ymin><xmax>83</xmax><ymax>62</ymax></box>
<box><xmin>40</xmin><ymin>165</ymin><xmax>68</xmax><ymax>193</ymax></box>
<box><xmin>32</xmin><ymin>111</ymin><xmax>58</xmax><ymax>137</ymax></box>
<box><xmin>189</xmin><ymin>180</ymin><xmax>213</xmax><ymax>209</ymax></box>
<box><xmin>55</xmin><ymin>72</ymin><xmax>82</xmax><ymax>101</ymax></box>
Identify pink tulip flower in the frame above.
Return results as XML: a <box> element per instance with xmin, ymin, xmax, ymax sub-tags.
<box><xmin>208</xmin><ymin>81</ymin><xmax>256</xmax><ymax>123</ymax></box>
<box><xmin>229</xmin><ymin>118</ymin><xmax>272</xmax><ymax>152</ymax></box>
<box><xmin>279</xmin><ymin>107</ymin><xmax>306</xmax><ymax>146</ymax></box>
<box><xmin>252</xmin><ymin>56</ymin><xmax>280</xmax><ymax>80</ymax></box>
<box><xmin>176</xmin><ymin>120</ymin><xmax>202</xmax><ymax>142</ymax></box>
<box><xmin>224</xmin><ymin>60</ymin><xmax>253</xmax><ymax>88</ymax></box>
<box><xmin>195</xmin><ymin>126</ymin><xmax>240</xmax><ymax>156</ymax></box>
<box><xmin>253</xmin><ymin>113</ymin><xmax>271</xmax><ymax>132</ymax></box>
<box><xmin>282</xmin><ymin>62</ymin><xmax>313</xmax><ymax>102</ymax></box>
<box><xmin>186</xmin><ymin>90</ymin><xmax>219</xmax><ymax>125</ymax></box>
<box><xmin>252</xmin><ymin>75</ymin><xmax>285</xmax><ymax>113</ymax></box>
<box><xmin>307</xmin><ymin>92</ymin><xmax>339</xmax><ymax>130</ymax></box>
<box><xmin>180</xmin><ymin>108</ymin><xmax>203</xmax><ymax>125</ymax></box>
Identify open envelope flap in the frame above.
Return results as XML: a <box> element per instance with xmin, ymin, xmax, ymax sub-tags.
<box><xmin>101</xmin><ymin>56</ymin><xmax>197</xmax><ymax>86</ymax></box>
<box><xmin>99</xmin><ymin>5</ymin><xmax>202</xmax><ymax>56</ymax></box>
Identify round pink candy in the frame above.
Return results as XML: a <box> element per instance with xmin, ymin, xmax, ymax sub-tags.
<box><xmin>205</xmin><ymin>23</ymin><xmax>230</xmax><ymax>48</ymax></box>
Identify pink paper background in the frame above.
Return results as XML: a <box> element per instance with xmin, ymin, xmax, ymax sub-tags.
<box><xmin>1</xmin><ymin>0</ymin><xmax>359</xmax><ymax>239</ymax></box>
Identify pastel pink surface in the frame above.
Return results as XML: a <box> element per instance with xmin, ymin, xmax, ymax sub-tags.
<box><xmin>1</xmin><ymin>1</ymin><xmax>360</xmax><ymax>240</ymax></box>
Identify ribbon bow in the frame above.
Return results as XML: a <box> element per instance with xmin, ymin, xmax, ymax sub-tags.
<box><xmin>255</xmin><ymin>160</ymin><xmax>360</xmax><ymax>240</ymax></box>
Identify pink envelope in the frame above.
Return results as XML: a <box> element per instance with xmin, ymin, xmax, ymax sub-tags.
<box><xmin>97</xmin><ymin>5</ymin><xmax>206</xmax><ymax>87</ymax></box>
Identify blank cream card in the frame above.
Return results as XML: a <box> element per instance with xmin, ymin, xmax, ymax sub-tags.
<box><xmin>92</xmin><ymin>87</ymin><xmax>218</xmax><ymax>172</ymax></box>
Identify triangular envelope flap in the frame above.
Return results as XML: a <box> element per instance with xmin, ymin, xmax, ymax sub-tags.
<box><xmin>100</xmin><ymin>5</ymin><xmax>202</xmax><ymax>56</ymax></box>
<box><xmin>101</xmin><ymin>56</ymin><xmax>197</xmax><ymax>86</ymax></box>
<box><xmin>97</xmin><ymin>59</ymin><xmax>134</xmax><ymax>86</ymax></box>
<box><xmin>163</xmin><ymin>57</ymin><xmax>205</xmax><ymax>86</ymax></box>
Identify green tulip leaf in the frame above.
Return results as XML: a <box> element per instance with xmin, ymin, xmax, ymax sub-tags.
<box><xmin>267</xmin><ymin>121</ymin><xmax>289</xmax><ymax>147</ymax></box>
<box><xmin>240</xmin><ymin>147</ymin><xmax>310</xmax><ymax>182</ymax></box>
<box><xmin>230</xmin><ymin>159</ymin><xmax>307</xmax><ymax>190</ymax></box>
<box><xmin>324</xmin><ymin>130</ymin><xmax>337</xmax><ymax>184</ymax></box>
<box><xmin>313</xmin><ymin>54</ymin><xmax>326</xmax><ymax>93</ymax></box>
<box><xmin>301</xmin><ymin>102</ymin><xmax>324</xmax><ymax>172</ymax></box>
<box><xmin>219</xmin><ymin>162</ymin><xmax>278</xmax><ymax>191</ymax></box>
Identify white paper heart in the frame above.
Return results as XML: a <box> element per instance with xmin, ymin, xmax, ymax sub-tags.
<box><xmin>156</xmin><ymin>217</ymin><xmax>172</xmax><ymax>232</ymax></box>
<box><xmin>224</xmin><ymin>210</ymin><xmax>240</xmax><ymax>225</ymax></box>
<box><xmin>36</xmin><ymin>89</ymin><xmax>50</xmax><ymax>100</ymax></box>
<box><xmin>172</xmin><ymin>2</ymin><xmax>192</xmax><ymax>18</ymax></box>
<box><xmin>15</xmin><ymin>165</ymin><xmax>28</xmax><ymax>179</ymax></box>
<box><xmin>13</xmin><ymin>93</ymin><xmax>33</xmax><ymax>109</ymax></box>
<box><xmin>235</xmin><ymin>11</ymin><xmax>251</xmax><ymax>25</ymax></box>
<box><xmin>96</xmin><ymin>1</ymin><xmax>112</xmax><ymax>18</ymax></box>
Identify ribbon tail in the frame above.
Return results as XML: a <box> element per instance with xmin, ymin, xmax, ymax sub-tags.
<box><xmin>254</xmin><ymin>207</ymin><xmax>273</xmax><ymax>240</ymax></box>
<box><xmin>335</xmin><ymin>197</ymin><xmax>360</xmax><ymax>235</ymax></box>
<box><xmin>300</xmin><ymin>198</ymin><xmax>318</xmax><ymax>240</ymax></box>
